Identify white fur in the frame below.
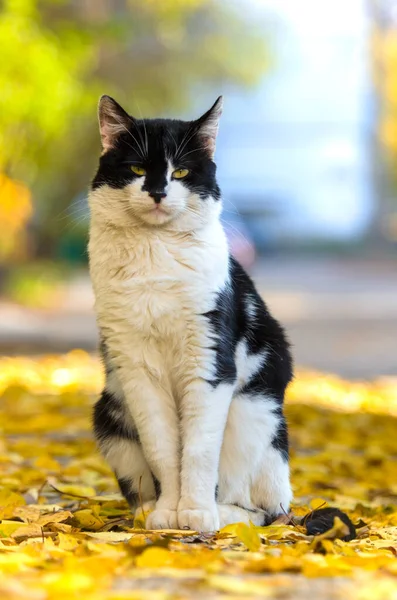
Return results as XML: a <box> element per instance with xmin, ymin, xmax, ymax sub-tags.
<box><xmin>89</xmin><ymin>175</ymin><xmax>291</xmax><ymax>531</ymax></box>
<box><xmin>219</xmin><ymin>394</ymin><xmax>292</xmax><ymax>517</ymax></box>
<box><xmin>235</xmin><ymin>339</ymin><xmax>267</xmax><ymax>389</ymax></box>
<box><xmin>245</xmin><ymin>297</ymin><xmax>257</xmax><ymax>321</ymax></box>
<box><xmin>178</xmin><ymin>381</ymin><xmax>235</xmax><ymax>531</ymax></box>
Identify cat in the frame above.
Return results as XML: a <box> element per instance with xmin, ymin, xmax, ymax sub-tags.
<box><xmin>88</xmin><ymin>95</ymin><xmax>293</xmax><ymax>532</ymax></box>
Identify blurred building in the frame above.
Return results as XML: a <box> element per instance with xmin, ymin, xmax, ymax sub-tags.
<box><xmin>216</xmin><ymin>0</ymin><xmax>375</xmax><ymax>250</ymax></box>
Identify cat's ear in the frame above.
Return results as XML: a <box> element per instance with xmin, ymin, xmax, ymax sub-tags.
<box><xmin>195</xmin><ymin>96</ymin><xmax>223</xmax><ymax>158</ymax></box>
<box><xmin>98</xmin><ymin>95</ymin><xmax>131</xmax><ymax>152</ymax></box>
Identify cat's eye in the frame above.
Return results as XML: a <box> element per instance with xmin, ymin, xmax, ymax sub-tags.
<box><xmin>172</xmin><ymin>168</ymin><xmax>189</xmax><ymax>179</ymax></box>
<box><xmin>131</xmin><ymin>165</ymin><xmax>146</xmax><ymax>176</ymax></box>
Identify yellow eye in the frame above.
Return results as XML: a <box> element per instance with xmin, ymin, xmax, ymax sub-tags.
<box><xmin>131</xmin><ymin>165</ymin><xmax>146</xmax><ymax>176</ymax></box>
<box><xmin>173</xmin><ymin>168</ymin><xmax>189</xmax><ymax>179</ymax></box>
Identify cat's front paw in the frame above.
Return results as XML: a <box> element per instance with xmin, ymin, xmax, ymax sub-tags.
<box><xmin>145</xmin><ymin>509</ymin><xmax>178</xmax><ymax>530</ymax></box>
<box><xmin>177</xmin><ymin>507</ymin><xmax>219</xmax><ymax>532</ymax></box>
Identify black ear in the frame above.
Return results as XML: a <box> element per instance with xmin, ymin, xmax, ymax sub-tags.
<box><xmin>98</xmin><ymin>95</ymin><xmax>132</xmax><ymax>152</ymax></box>
<box><xmin>194</xmin><ymin>96</ymin><xmax>223</xmax><ymax>158</ymax></box>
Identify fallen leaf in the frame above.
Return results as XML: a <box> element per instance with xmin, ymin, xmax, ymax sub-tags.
<box><xmin>309</xmin><ymin>498</ymin><xmax>328</xmax><ymax>511</ymax></box>
<box><xmin>1</xmin><ymin>354</ymin><xmax>397</xmax><ymax>598</ymax></box>
<box><xmin>225</xmin><ymin>522</ymin><xmax>261</xmax><ymax>551</ymax></box>
<box><xmin>0</xmin><ymin>490</ymin><xmax>26</xmax><ymax>519</ymax></box>
<box><xmin>72</xmin><ymin>509</ymin><xmax>105</xmax><ymax>531</ymax></box>
<box><xmin>47</xmin><ymin>478</ymin><xmax>96</xmax><ymax>499</ymax></box>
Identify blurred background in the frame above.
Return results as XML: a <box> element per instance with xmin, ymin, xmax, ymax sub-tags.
<box><xmin>0</xmin><ymin>0</ymin><xmax>396</xmax><ymax>378</ymax></box>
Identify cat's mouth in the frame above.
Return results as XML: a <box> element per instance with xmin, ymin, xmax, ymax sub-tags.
<box><xmin>148</xmin><ymin>205</ymin><xmax>169</xmax><ymax>215</ymax></box>
<box><xmin>139</xmin><ymin>204</ymin><xmax>175</xmax><ymax>225</ymax></box>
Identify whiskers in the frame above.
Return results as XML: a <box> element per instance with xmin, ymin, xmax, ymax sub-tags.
<box><xmin>112</xmin><ymin>113</ymin><xmax>147</xmax><ymax>160</ymax></box>
<box><xmin>53</xmin><ymin>196</ymin><xmax>89</xmax><ymax>236</ymax></box>
<box><xmin>132</xmin><ymin>99</ymin><xmax>149</xmax><ymax>158</ymax></box>
<box><xmin>176</xmin><ymin>144</ymin><xmax>207</xmax><ymax>163</ymax></box>
<box><xmin>174</xmin><ymin>123</ymin><xmax>198</xmax><ymax>161</ymax></box>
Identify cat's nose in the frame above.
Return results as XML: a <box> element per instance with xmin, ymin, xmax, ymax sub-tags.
<box><xmin>150</xmin><ymin>192</ymin><xmax>167</xmax><ymax>205</ymax></box>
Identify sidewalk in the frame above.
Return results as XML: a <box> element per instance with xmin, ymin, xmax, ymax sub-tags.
<box><xmin>1</xmin><ymin>258</ymin><xmax>396</xmax><ymax>378</ymax></box>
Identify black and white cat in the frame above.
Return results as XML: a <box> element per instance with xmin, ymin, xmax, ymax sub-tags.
<box><xmin>89</xmin><ymin>95</ymin><xmax>293</xmax><ymax>532</ymax></box>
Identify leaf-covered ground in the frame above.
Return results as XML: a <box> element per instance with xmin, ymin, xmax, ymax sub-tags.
<box><xmin>0</xmin><ymin>351</ymin><xmax>397</xmax><ymax>599</ymax></box>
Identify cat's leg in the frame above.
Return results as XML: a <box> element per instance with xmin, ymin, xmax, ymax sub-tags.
<box><xmin>218</xmin><ymin>393</ymin><xmax>292</xmax><ymax>526</ymax></box>
<box><xmin>177</xmin><ymin>380</ymin><xmax>235</xmax><ymax>532</ymax></box>
<box><xmin>250</xmin><ymin>411</ymin><xmax>292</xmax><ymax>518</ymax></box>
<box><xmin>116</xmin><ymin>369</ymin><xmax>180</xmax><ymax>530</ymax></box>
<box><xmin>93</xmin><ymin>389</ymin><xmax>156</xmax><ymax>507</ymax></box>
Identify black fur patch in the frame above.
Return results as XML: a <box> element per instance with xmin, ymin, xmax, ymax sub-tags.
<box><xmin>93</xmin><ymin>389</ymin><xmax>139</xmax><ymax>443</ymax></box>
<box><xmin>153</xmin><ymin>476</ymin><xmax>161</xmax><ymax>501</ymax></box>
<box><xmin>203</xmin><ymin>287</ymin><xmax>238</xmax><ymax>387</ymax></box>
<box><xmin>271</xmin><ymin>415</ymin><xmax>289</xmax><ymax>462</ymax></box>
<box><xmin>117</xmin><ymin>476</ymin><xmax>139</xmax><ymax>507</ymax></box>
<box><xmin>261</xmin><ymin>512</ymin><xmax>276</xmax><ymax>526</ymax></box>
<box><xmin>92</xmin><ymin>117</ymin><xmax>220</xmax><ymax>201</ymax></box>
<box><xmin>204</xmin><ymin>257</ymin><xmax>293</xmax><ymax>397</ymax></box>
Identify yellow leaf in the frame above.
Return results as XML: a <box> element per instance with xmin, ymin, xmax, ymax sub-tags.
<box><xmin>309</xmin><ymin>498</ymin><xmax>328</xmax><ymax>510</ymax></box>
<box><xmin>26</xmin><ymin>504</ymin><xmax>64</xmax><ymax>513</ymax></box>
<box><xmin>56</xmin><ymin>532</ymin><xmax>81</xmax><ymax>550</ymax></box>
<box><xmin>0</xmin><ymin>552</ymin><xmax>38</xmax><ymax>574</ymax></box>
<box><xmin>37</xmin><ymin>510</ymin><xmax>73</xmax><ymax>526</ymax></box>
<box><xmin>255</xmin><ymin>523</ymin><xmax>300</xmax><ymax>541</ymax></box>
<box><xmin>34</xmin><ymin>456</ymin><xmax>61</xmax><ymax>472</ymax></box>
<box><xmin>135</xmin><ymin>547</ymin><xmax>173</xmax><ymax>568</ymax></box>
<box><xmin>42</xmin><ymin>571</ymin><xmax>96</xmax><ymax>595</ymax></box>
<box><xmin>0</xmin><ymin>520</ymin><xmax>23</xmax><ymax>537</ymax></box>
<box><xmin>11</xmin><ymin>523</ymin><xmax>44</xmax><ymax>540</ymax></box>
<box><xmin>220</xmin><ymin>522</ymin><xmax>241</xmax><ymax>535</ymax></box>
<box><xmin>303</xmin><ymin>554</ymin><xmax>352</xmax><ymax>577</ymax></box>
<box><xmin>90</xmin><ymin>494</ymin><xmax>124</xmax><ymax>502</ymax></box>
<box><xmin>219</xmin><ymin>522</ymin><xmax>261</xmax><ymax>551</ymax></box>
<box><xmin>46</xmin><ymin>522</ymin><xmax>73</xmax><ymax>534</ymax></box>
<box><xmin>237</xmin><ymin>523</ymin><xmax>262</xmax><ymax>551</ymax></box>
<box><xmin>73</xmin><ymin>509</ymin><xmax>104</xmax><ymax>531</ymax></box>
<box><xmin>0</xmin><ymin>489</ymin><xmax>26</xmax><ymax>519</ymax></box>
<box><xmin>13</xmin><ymin>506</ymin><xmax>42</xmax><ymax>522</ymax></box>
<box><xmin>133</xmin><ymin>502</ymin><xmax>154</xmax><ymax>529</ymax></box>
<box><xmin>86</xmin><ymin>531</ymin><xmax>133</xmax><ymax>542</ymax></box>
<box><xmin>47</xmin><ymin>478</ymin><xmax>96</xmax><ymax>498</ymax></box>
<box><xmin>320</xmin><ymin>539</ymin><xmax>337</xmax><ymax>554</ymax></box>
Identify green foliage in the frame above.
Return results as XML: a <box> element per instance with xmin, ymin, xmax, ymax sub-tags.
<box><xmin>0</xmin><ymin>0</ymin><xmax>269</xmax><ymax>262</ymax></box>
<box><xmin>0</xmin><ymin>0</ymin><xmax>94</xmax><ymax>182</ymax></box>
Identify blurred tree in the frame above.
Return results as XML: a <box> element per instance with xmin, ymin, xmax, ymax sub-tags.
<box><xmin>369</xmin><ymin>0</ymin><xmax>397</xmax><ymax>245</ymax></box>
<box><xmin>0</xmin><ymin>174</ymin><xmax>32</xmax><ymax>261</ymax></box>
<box><xmin>0</xmin><ymin>0</ymin><xmax>94</xmax><ymax>261</ymax></box>
<box><xmin>372</xmin><ymin>2</ymin><xmax>397</xmax><ymax>158</ymax></box>
<box><xmin>0</xmin><ymin>0</ymin><xmax>268</xmax><ymax>264</ymax></box>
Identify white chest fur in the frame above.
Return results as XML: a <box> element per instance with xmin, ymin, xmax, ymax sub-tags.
<box><xmin>88</xmin><ymin>216</ymin><xmax>229</xmax><ymax>387</ymax></box>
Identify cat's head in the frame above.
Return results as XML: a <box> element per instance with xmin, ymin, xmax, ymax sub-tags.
<box><xmin>89</xmin><ymin>95</ymin><xmax>223</xmax><ymax>230</ymax></box>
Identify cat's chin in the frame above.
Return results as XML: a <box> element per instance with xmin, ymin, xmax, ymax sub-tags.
<box><xmin>137</xmin><ymin>207</ymin><xmax>177</xmax><ymax>226</ymax></box>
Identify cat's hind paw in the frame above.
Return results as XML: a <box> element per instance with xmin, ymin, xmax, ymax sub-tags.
<box><xmin>145</xmin><ymin>509</ymin><xmax>178</xmax><ymax>530</ymax></box>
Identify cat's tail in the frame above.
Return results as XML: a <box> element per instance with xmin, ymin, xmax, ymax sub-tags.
<box><xmin>217</xmin><ymin>503</ymin><xmax>271</xmax><ymax>528</ymax></box>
